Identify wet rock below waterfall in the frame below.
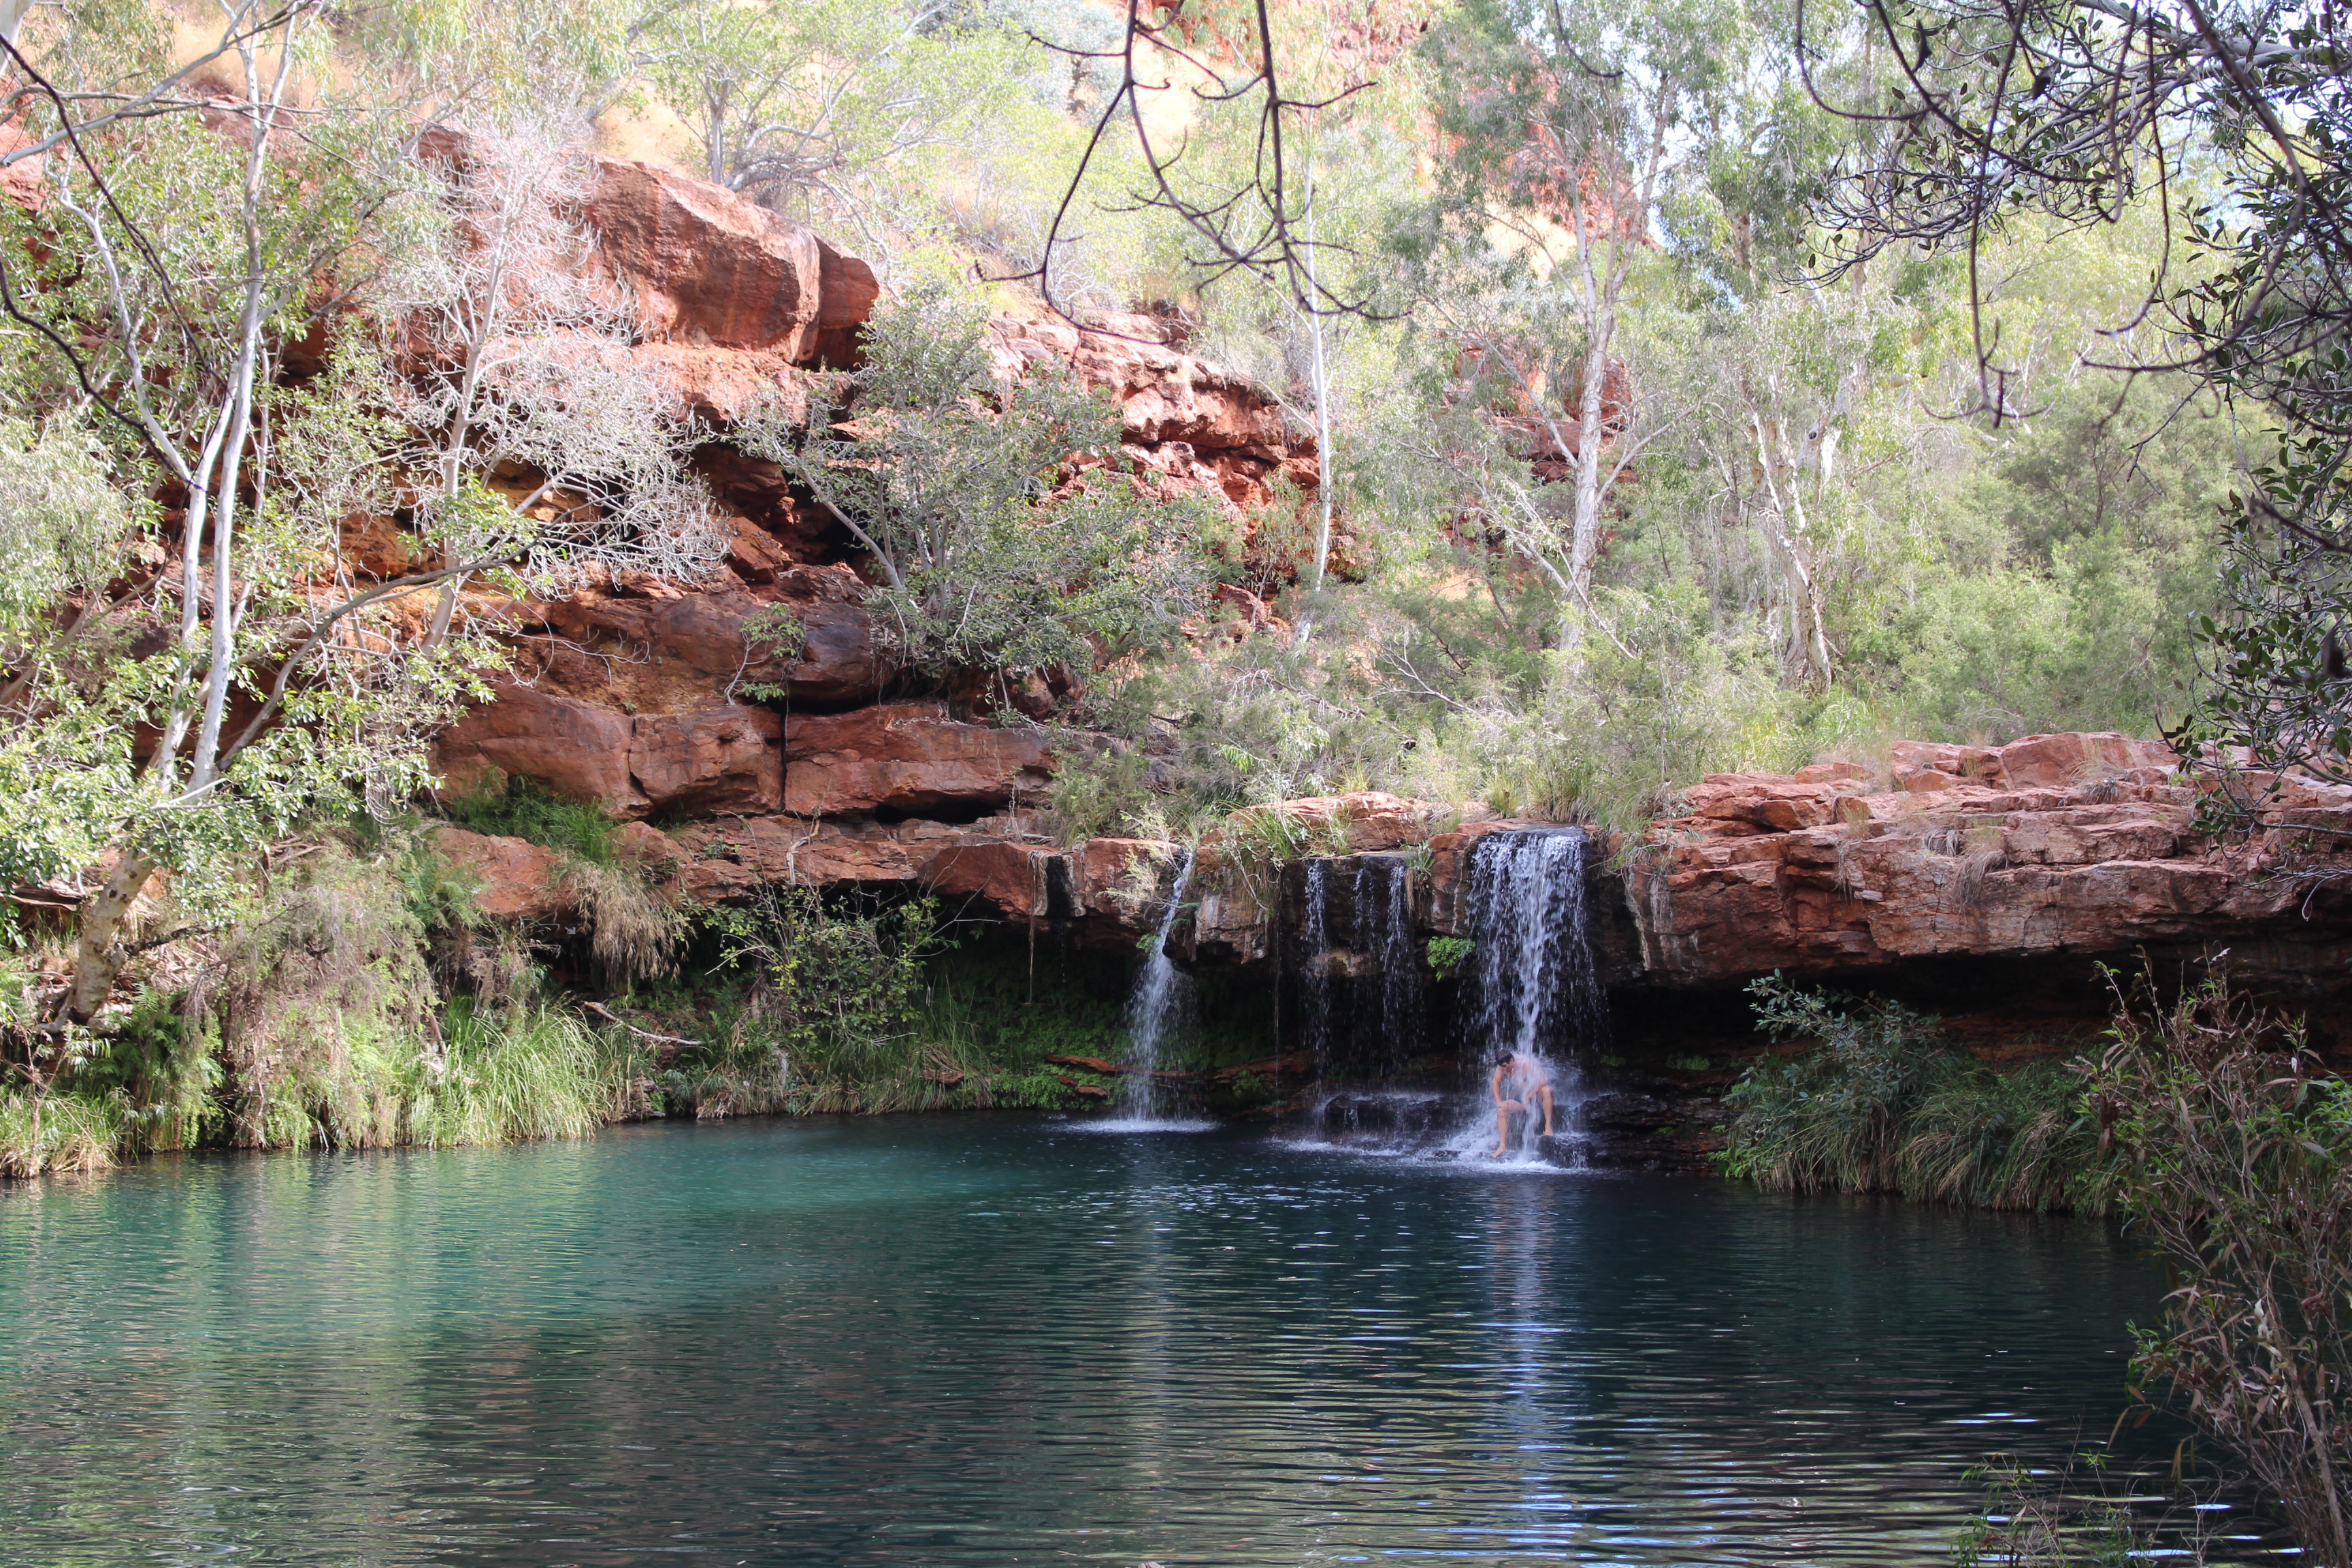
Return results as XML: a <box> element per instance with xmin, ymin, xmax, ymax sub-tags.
<box><xmin>1315</xmin><ymin>1093</ymin><xmax>1454</xmax><ymax>1141</ymax></box>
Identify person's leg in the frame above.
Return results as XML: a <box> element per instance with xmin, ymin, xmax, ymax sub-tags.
<box><xmin>1536</xmin><ymin>1082</ymin><xmax>1555</xmax><ymax>1137</ymax></box>
<box><xmin>1492</xmin><ymin>1098</ymin><xmax>1521</xmax><ymax>1157</ymax></box>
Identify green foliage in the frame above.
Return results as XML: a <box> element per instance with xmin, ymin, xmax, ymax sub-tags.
<box><xmin>1225</xmin><ymin>1070</ymin><xmax>1276</xmax><ymax>1111</ymax></box>
<box><xmin>734</xmin><ymin>604</ymin><xmax>811</xmax><ymax>704</ymax></box>
<box><xmin>67</xmin><ymin>988</ymin><xmax>220</xmax><ymax>1152</ymax></box>
<box><xmin>1426</xmin><ymin>937</ymin><xmax>1473</xmax><ymax>981</ymax></box>
<box><xmin>2087</xmin><ymin>979</ymin><xmax>2352</xmax><ymax>1566</ymax></box>
<box><xmin>1718</xmin><ymin>976</ymin><xmax>2101</xmax><ymax>1212</ymax></box>
<box><xmin>405</xmin><ymin>1000</ymin><xmax>628</xmax><ymax>1147</ymax></box>
<box><xmin>1044</xmin><ymin>743</ymin><xmax>1163</xmax><ymax>843</ymax></box>
<box><xmin>735</xmin><ymin>289</ymin><xmax>1212</xmax><ymax>679</ymax></box>
<box><xmin>704</xmin><ymin>887</ymin><xmax>958</xmax><ymax>1096</ymax></box>
<box><xmin>443</xmin><ymin>777</ymin><xmax>617</xmax><ymax>864</ymax></box>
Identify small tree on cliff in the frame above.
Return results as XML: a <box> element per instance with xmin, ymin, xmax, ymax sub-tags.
<box><xmin>735</xmin><ymin>289</ymin><xmax>1211</xmax><ymax>687</ymax></box>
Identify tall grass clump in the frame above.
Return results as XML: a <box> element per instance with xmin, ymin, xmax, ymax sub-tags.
<box><xmin>0</xmin><ymin>1090</ymin><xmax>130</xmax><ymax>1177</ymax></box>
<box><xmin>406</xmin><ymin>1000</ymin><xmax>628</xmax><ymax>1146</ymax></box>
<box><xmin>1718</xmin><ymin>975</ymin><xmax>2101</xmax><ymax>1211</ymax></box>
<box><xmin>442</xmin><ymin>776</ymin><xmax>617</xmax><ymax>863</ymax></box>
<box><xmin>436</xmin><ymin>779</ymin><xmax>683</xmax><ymax>987</ymax></box>
<box><xmin>180</xmin><ymin>839</ymin><xmax>436</xmax><ymax>1149</ymax></box>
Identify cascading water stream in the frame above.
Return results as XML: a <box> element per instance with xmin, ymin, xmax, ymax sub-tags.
<box><xmin>1357</xmin><ymin>855</ymin><xmax>1424</xmax><ymax>1075</ymax></box>
<box><xmin>1113</xmin><ymin>848</ymin><xmax>1198</xmax><ymax>1124</ymax></box>
<box><xmin>1456</xmin><ymin>826</ymin><xmax>1610</xmax><ymax>1162</ymax></box>
<box><xmin>1463</xmin><ymin>828</ymin><xmax>1608</xmax><ymax>1061</ymax></box>
<box><xmin>1302</xmin><ymin>827</ymin><xmax>1609</xmax><ymax>1162</ymax></box>
<box><xmin>1301</xmin><ymin>860</ymin><xmax>1333</xmax><ymax>1082</ymax></box>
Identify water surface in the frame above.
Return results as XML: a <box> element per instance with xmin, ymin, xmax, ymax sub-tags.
<box><xmin>1</xmin><ymin>1115</ymin><xmax>2181</xmax><ymax>1565</ymax></box>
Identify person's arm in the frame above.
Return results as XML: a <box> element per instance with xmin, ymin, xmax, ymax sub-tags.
<box><xmin>1490</xmin><ymin>1062</ymin><xmax>1507</xmax><ymax>1105</ymax></box>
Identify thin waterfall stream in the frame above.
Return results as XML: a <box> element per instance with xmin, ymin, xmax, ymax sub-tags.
<box><xmin>1357</xmin><ymin>854</ymin><xmax>1424</xmax><ymax>1077</ymax></box>
<box><xmin>1109</xmin><ymin>847</ymin><xmax>1206</xmax><ymax>1128</ymax></box>
<box><xmin>1302</xmin><ymin>858</ymin><xmax>1333</xmax><ymax>1081</ymax></box>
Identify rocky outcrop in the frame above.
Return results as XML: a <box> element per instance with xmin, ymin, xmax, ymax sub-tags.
<box><xmin>585</xmin><ymin>157</ymin><xmax>878</xmax><ymax>366</ymax></box>
<box><xmin>433</xmin><ymin>683</ymin><xmax>781</xmax><ymax>819</ymax></box>
<box><xmin>781</xmin><ymin>704</ymin><xmax>1056</xmax><ymax>817</ymax></box>
<box><xmin>424</xmin><ymin>157</ymin><xmax>1322</xmax><ymax>864</ymax></box>
<box><xmin>435</xmin><ymin>827</ymin><xmax>570</xmax><ymax>921</ymax></box>
<box><xmin>1618</xmin><ymin>732</ymin><xmax>2351</xmax><ymax>991</ymax></box>
<box><xmin>987</xmin><ymin>312</ymin><xmax>1333</xmax><ymax>568</ymax></box>
<box><xmin>519</xmin><ymin>564</ymin><xmax>887</xmax><ymax>715</ymax></box>
<box><xmin>444</xmin><ymin>728</ymin><xmax>2352</xmax><ymax>1013</ymax></box>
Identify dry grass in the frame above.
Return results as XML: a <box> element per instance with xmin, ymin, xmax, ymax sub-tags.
<box><xmin>0</xmin><ymin>1092</ymin><xmax>128</xmax><ymax>1177</ymax></box>
<box><xmin>563</xmin><ymin>858</ymin><xmax>683</xmax><ymax>987</ymax></box>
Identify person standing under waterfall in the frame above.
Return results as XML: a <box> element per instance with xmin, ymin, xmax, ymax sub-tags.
<box><xmin>1489</xmin><ymin>1052</ymin><xmax>1555</xmax><ymax>1156</ymax></box>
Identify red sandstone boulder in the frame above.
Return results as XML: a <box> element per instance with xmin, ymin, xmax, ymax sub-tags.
<box><xmin>1995</xmin><ymin>732</ymin><xmax>2176</xmax><ymax>789</ymax></box>
<box><xmin>921</xmin><ymin>841</ymin><xmax>1047</xmax><ymax>919</ymax></box>
<box><xmin>526</xmin><ymin>566</ymin><xmax>887</xmax><ymax>715</ymax></box>
<box><xmin>1625</xmin><ymin>732</ymin><xmax>2340</xmax><ymax>987</ymax></box>
<box><xmin>433</xmin><ymin>683</ymin><xmax>645</xmax><ymax>815</ymax></box>
<box><xmin>783</xmin><ymin>704</ymin><xmax>1055</xmax><ymax>817</ymax></box>
<box><xmin>434</xmin><ymin>683</ymin><xmax>785</xmax><ymax>819</ymax></box>
<box><xmin>667</xmin><ymin>814</ymin><xmax>1005</xmax><ymax>900</ymax></box>
<box><xmin>1887</xmin><ymin>740</ymin><xmax>2004</xmax><ymax>792</ymax></box>
<box><xmin>1682</xmin><ymin>774</ymin><xmax>1845</xmax><ymax>833</ymax></box>
<box><xmin>584</xmin><ymin>158</ymin><xmax>877</xmax><ymax>363</ymax></box>
<box><xmin>629</xmin><ymin>706</ymin><xmax>782</xmax><ymax>816</ymax></box>
<box><xmin>1078</xmin><ymin>838</ymin><xmax>1173</xmax><ymax>919</ymax></box>
<box><xmin>612</xmin><ymin>821</ymin><xmax>689</xmax><ymax>878</ymax></box>
<box><xmin>989</xmin><ymin>314</ymin><xmax>1291</xmax><ymax>457</ymax></box>
<box><xmin>434</xmin><ymin>827</ymin><xmax>570</xmax><ymax>921</ymax></box>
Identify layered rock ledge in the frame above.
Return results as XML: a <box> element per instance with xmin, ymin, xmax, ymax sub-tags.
<box><xmin>444</xmin><ymin>730</ymin><xmax>2352</xmax><ymax>1022</ymax></box>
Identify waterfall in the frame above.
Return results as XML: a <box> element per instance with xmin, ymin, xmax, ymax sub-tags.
<box><xmin>1297</xmin><ymin>828</ymin><xmax>1609</xmax><ymax>1164</ymax></box>
<box><xmin>1463</xmin><ymin>827</ymin><xmax>1609</xmax><ymax>1062</ymax></box>
<box><xmin>1354</xmin><ymin>855</ymin><xmax>1423</xmax><ymax>1076</ymax></box>
<box><xmin>1301</xmin><ymin>859</ymin><xmax>1333</xmax><ymax>1081</ymax></box>
<box><xmin>1115</xmin><ymin>847</ymin><xmax>1196</xmax><ymax>1122</ymax></box>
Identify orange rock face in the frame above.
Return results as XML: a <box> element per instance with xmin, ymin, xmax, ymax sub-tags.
<box><xmin>782</xmin><ymin>704</ymin><xmax>1056</xmax><ymax>817</ymax></box>
<box><xmin>434</xmin><ymin>827</ymin><xmax>570</xmax><ymax>921</ymax></box>
<box><xmin>433</xmin><ymin>683</ymin><xmax>643</xmax><ymax>814</ymax></box>
<box><xmin>523</xmin><ymin>566</ymin><xmax>888</xmax><ymax>715</ymax></box>
<box><xmin>1624</xmin><ymin>732</ymin><xmax>2351</xmax><ymax>986</ymax></box>
<box><xmin>585</xmin><ymin>158</ymin><xmax>877</xmax><ymax>363</ymax></box>
<box><xmin>433</xmin><ymin>683</ymin><xmax>783</xmax><ymax>820</ymax></box>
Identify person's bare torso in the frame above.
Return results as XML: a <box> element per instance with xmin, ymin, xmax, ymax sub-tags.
<box><xmin>1497</xmin><ymin>1058</ymin><xmax>1548</xmax><ymax>1102</ymax></box>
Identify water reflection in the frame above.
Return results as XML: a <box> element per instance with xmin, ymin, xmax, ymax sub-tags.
<box><xmin>0</xmin><ymin>1115</ymin><xmax>2210</xmax><ymax>1565</ymax></box>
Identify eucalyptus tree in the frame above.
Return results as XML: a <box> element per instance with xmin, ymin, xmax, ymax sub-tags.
<box><xmin>643</xmin><ymin>0</ymin><xmax>1039</xmax><ymax>264</ymax></box>
<box><xmin>384</xmin><ymin>123</ymin><xmax>726</xmax><ymax>653</ymax></box>
<box><xmin>1416</xmin><ymin>0</ymin><xmax>1760</xmax><ymax>643</ymax></box>
<box><xmin>1795</xmin><ymin>0</ymin><xmax>2352</xmax><ymax>791</ymax></box>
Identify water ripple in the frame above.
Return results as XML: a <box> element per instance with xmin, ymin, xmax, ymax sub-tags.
<box><xmin>0</xmin><ymin>1115</ymin><xmax>2232</xmax><ymax>1566</ymax></box>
